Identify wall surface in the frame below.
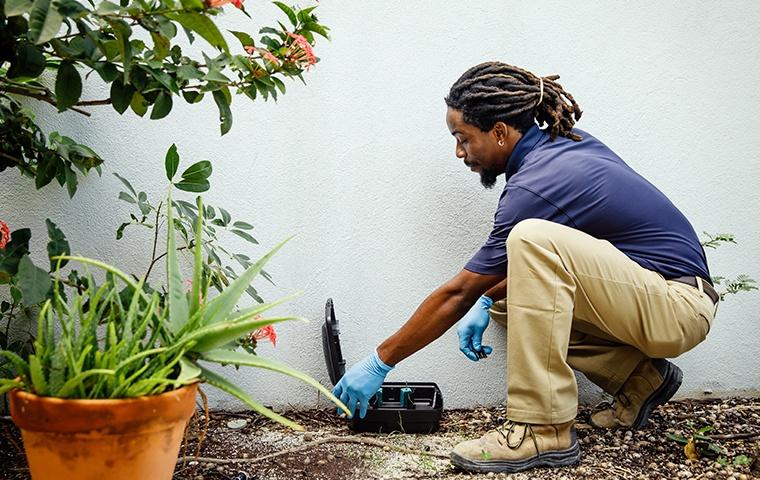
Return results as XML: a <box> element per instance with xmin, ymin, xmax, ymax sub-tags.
<box><xmin>2</xmin><ymin>1</ymin><xmax>759</xmax><ymax>410</ymax></box>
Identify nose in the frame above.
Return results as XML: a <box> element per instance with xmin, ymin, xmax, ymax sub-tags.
<box><xmin>455</xmin><ymin>143</ymin><xmax>465</xmax><ymax>159</ymax></box>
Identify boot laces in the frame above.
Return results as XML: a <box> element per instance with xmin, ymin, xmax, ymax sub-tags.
<box><xmin>494</xmin><ymin>421</ymin><xmax>537</xmax><ymax>450</ymax></box>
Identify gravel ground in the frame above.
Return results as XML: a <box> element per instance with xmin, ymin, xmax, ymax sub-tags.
<box><xmin>1</xmin><ymin>397</ymin><xmax>758</xmax><ymax>479</ymax></box>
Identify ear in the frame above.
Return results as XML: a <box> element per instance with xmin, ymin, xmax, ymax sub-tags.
<box><xmin>492</xmin><ymin>122</ymin><xmax>509</xmax><ymax>146</ymax></box>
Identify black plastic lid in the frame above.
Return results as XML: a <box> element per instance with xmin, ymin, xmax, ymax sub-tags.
<box><xmin>322</xmin><ymin>298</ymin><xmax>346</xmax><ymax>385</ymax></box>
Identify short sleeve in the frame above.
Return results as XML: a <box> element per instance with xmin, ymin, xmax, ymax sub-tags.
<box><xmin>464</xmin><ymin>186</ymin><xmax>573</xmax><ymax>276</ymax></box>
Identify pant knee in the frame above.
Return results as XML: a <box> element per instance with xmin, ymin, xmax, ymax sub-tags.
<box><xmin>506</xmin><ymin>218</ymin><xmax>555</xmax><ymax>255</ymax></box>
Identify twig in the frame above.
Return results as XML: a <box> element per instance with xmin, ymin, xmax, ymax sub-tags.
<box><xmin>710</xmin><ymin>431</ymin><xmax>760</xmax><ymax>440</ymax></box>
<box><xmin>143</xmin><ymin>201</ymin><xmax>163</xmax><ymax>281</ymax></box>
<box><xmin>196</xmin><ymin>387</ymin><xmax>209</xmax><ymax>458</ymax></box>
<box><xmin>176</xmin><ymin>435</ymin><xmax>450</xmax><ymax>465</ymax></box>
<box><xmin>1</xmin><ymin>85</ymin><xmax>93</xmax><ymax>116</ymax></box>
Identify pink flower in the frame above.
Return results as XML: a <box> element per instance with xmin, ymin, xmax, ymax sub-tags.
<box><xmin>0</xmin><ymin>221</ymin><xmax>9</xmax><ymax>250</ymax></box>
<box><xmin>250</xmin><ymin>321</ymin><xmax>277</xmax><ymax>347</ymax></box>
<box><xmin>244</xmin><ymin>45</ymin><xmax>256</xmax><ymax>55</ymax></box>
<box><xmin>286</xmin><ymin>32</ymin><xmax>317</xmax><ymax>70</ymax></box>
<box><xmin>262</xmin><ymin>50</ymin><xmax>280</xmax><ymax>66</ymax></box>
<box><xmin>206</xmin><ymin>0</ymin><xmax>243</xmax><ymax>9</ymax></box>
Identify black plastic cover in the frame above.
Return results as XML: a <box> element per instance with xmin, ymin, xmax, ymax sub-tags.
<box><xmin>322</xmin><ymin>298</ymin><xmax>345</xmax><ymax>385</ymax></box>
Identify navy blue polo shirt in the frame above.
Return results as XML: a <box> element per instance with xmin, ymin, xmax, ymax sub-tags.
<box><xmin>465</xmin><ymin>125</ymin><xmax>710</xmax><ymax>280</ymax></box>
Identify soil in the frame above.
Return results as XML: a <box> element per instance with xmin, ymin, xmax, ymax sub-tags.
<box><xmin>1</xmin><ymin>397</ymin><xmax>758</xmax><ymax>479</ymax></box>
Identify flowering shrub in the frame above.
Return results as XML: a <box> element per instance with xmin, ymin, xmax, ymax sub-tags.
<box><xmin>0</xmin><ymin>0</ymin><xmax>329</xmax><ymax>195</ymax></box>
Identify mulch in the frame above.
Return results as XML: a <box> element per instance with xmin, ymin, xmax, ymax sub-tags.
<box><xmin>1</xmin><ymin>397</ymin><xmax>758</xmax><ymax>479</ymax></box>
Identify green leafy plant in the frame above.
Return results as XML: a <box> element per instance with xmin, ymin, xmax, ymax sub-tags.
<box><xmin>1</xmin><ymin>0</ymin><xmax>328</xmax><ymax>194</ymax></box>
<box><xmin>700</xmin><ymin>232</ymin><xmax>758</xmax><ymax>300</ymax></box>
<box><xmin>667</xmin><ymin>423</ymin><xmax>754</xmax><ymax>467</ymax></box>
<box><xmin>0</xmin><ymin>191</ymin><xmax>348</xmax><ymax>429</ymax></box>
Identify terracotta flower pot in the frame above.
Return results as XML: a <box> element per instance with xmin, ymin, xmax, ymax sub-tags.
<box><xmin>9</xmin><ymin>383</ymin><xmax>198</xmax><ymax>480</ymax></box>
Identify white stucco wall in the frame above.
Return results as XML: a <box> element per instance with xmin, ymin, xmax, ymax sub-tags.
<box><xmin>2</xmin><ymin>1</ymin><xmax>759</xmax><ymax>410</ymax></box>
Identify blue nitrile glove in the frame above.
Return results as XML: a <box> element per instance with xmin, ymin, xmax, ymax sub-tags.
<box><xmin>332</xmin><ymin>350</ymin><xmax>393</xmax><ymax>419</ymax></box>
<box><xmin>457</xmin><ymin>295</ymin><xmax>494</xmax><ymax>361</ymax></box>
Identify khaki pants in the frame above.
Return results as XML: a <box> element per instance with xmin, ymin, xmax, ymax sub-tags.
<box><xmin>490</xmin><ymin>219</ymin><xmax>716</xmax><ymax>424</ymax></box>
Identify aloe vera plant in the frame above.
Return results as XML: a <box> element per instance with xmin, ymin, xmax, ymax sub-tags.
<box><xmin>0</xmin><ymin>194</ymin><xmax>348</xmax><ymax>429</ymax></box>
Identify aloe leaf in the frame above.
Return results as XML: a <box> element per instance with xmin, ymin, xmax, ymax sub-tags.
<box><xmin>189</xmin><ymin>196</ymin><xmax>204</xmax><ymax>315</ymax></box>
<box><xmin>199</xmin><ymin>365</ymin><xmax>303</xmax><ymax>430</ymax></box>
<box><xmin>177</xmin><ymin>358</ymin><xmax>201</xmax><ymax>384</ymax></box>
<box><xmin>52</xmin><ymin>255</ymin><xmax>141</xmax><ymax>292</ymax></box>
<box><xmin>188</xmin><ymin>316</ymin><xmax>304</xmax><ymax>353</ymax></box>
<box><xmin>201</xmin><ymin>237</ymin><xmax>292</xmax><ymax>326</ymax></box>
<box><xmin>0</xmin><ymin>378</ymin><xmax>22</xmax><ymax>394</ymax></box>
<box><xmin>167</xmin><ymin>193</ymin><xmax>189</xmax><ymax>335</ymax></box>
<box><xmin>0</xmin><ymin>350</ymin><xmax>30</xmax><ymax>377</ymax></box>
<box><xmin>201</xmin><ymin>349</ymin><xmax>349</xmax><ymax>415</ymax></box>
<box><xmin>56</xmin><ymin>369</ymin><xmax>115</xmax><ymax>398</ymax></box>
<box><xmin>28</xmin><ymin>354</ymin><xmax>48</xmax><ymax>395</ymax></box>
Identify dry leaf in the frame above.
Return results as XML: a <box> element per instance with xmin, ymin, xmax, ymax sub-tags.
<box><xmin>684</xmin><ymin>438</ymin><xmax>700</xmax><ymax>460</ymax></box>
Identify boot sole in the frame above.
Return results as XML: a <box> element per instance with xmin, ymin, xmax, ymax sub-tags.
<box><xmin>631</xmin><ymin>361</ymin><xmax>683</xmax><ymax>429</ymax></box>
<box><xmin>449</xmin><ymin>441</ymin><xmax>581</xmax><ymax>473</ymax></box>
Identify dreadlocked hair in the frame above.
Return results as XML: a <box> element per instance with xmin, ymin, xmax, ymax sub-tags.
<box><xmin>445</xmin><ymin>62</ymin><xmax>583</xmax><ymax>141</ymax></box>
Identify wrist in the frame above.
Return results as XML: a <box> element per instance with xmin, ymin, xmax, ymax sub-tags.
<box><xmin>372</xmin><ymin>349</ymin><xmax>394</xmax><ymax>374</ymax></box>
<box><xmin>479</xmin><ymin>295</ymin><xmax>494</xmax><ymax>309</ymax></box>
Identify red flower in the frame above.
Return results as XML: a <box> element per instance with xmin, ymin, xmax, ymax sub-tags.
<box><xmin>206</xmin><ymin>0</ymin><xmax>243</xmax><ymax>9</ymax></box>
<box><xmin>0</xmin><ymin>221</ymin><xmax>9</xmax><ymax>250</ymax></box>
<box><xmin>286</xmin><ymin>32</ymin><xmax>317</xmax><ymax>70</ymax></box>
<box><xmin>250</xmin><ymin>324</ymin><xmax>277</xmax><ymax>347</ymax></box>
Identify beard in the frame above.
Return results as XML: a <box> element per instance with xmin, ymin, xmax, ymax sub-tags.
<box><xmin>479</xmin><ymin>168</ymin><xmax>499</xmax><ymax>189</ymax></box>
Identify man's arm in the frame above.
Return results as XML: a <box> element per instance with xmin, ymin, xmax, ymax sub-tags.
<box><xmin>376</xmin><ymin>269</ymin><xmax>503</xmax><ymax>366</ymax></box>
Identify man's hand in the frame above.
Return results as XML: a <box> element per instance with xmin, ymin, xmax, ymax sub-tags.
<box><xmin>457</xmin><ymin>295</ymin><xmax>494</xmax><ymax>361</ymax></box>
<box><xmin>332</xmin><ymin>351</ymin><xmax>393</xmax><ymax>419</ymax></box>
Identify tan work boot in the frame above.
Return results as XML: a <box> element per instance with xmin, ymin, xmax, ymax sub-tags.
<box><xmin>591</xmin><ymin>358</ymin><xmax>682</xmax><ymax>429</ymax></box>
<box><xmin>450</xmin><ymin>420</ymin><xmax>581</xmax><ymax>473</ymax></box>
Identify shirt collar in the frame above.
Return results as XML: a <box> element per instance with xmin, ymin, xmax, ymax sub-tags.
<box><xmin>504</xmin><ymin>124</ymin><xmax>548</xmax><ymax>182</ymax></box>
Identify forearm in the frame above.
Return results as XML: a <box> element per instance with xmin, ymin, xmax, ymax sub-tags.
<box><xmin>484</xmin><ymin>277</ymin><xmax>508</xmax><ymax>303</ymax></box>
<box><xmin>376</xmin><ymin>269</ymin><xmax>503</xmax><ymax>366</ymax></box>
<box><xmin>377</xmin><ymin>286</ymin><xmax>474</xmax><ymax>366</ymax></box>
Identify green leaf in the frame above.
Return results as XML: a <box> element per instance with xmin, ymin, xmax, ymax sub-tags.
<box><xmin>141</xmin><ymin>65</ymin><xmax>179</xmax><ymax>94</ymax></box>
<box><xmin>232</xmin><ymin>229</ymin><xmax>258</xmax><ymax>244</ymax></box>
<box><xmin>229</xmin><ymin>30</ymin><xmax>254</xmax><ymax>48</ymax></box>
<box><xmin>109</xmin><ymin>79</ymin><xmax>135</xmax><ymax>114</ymax></box>
<box><xmin>64</xmin><ymin>165</ymin><xmax>78</xmax><ymax>197</ymax></box>
<box><xmin>108</xmin><ymin>19</ymin><xmax>132</xmax><ymax>82</ymax></box>
<box><xmin>166</xmin><ymin>12</ymin><xmax>229</xmax><ymax>54</ymax></box>
<box><xmin>219</xmin><ymin>208</ymin><xmax>231</xmax><ymax>226</ymax></box>
<box><xmin>201</xmin><ymin>349</ymin><xmax>349</xmax><ymax>415</ymax></box>
<box><xmin>55</xmin><ymin>61</ymin><xmax>82</xmax><ymax>111</ymax></box>
<box><xmin>198</xmin><ymin>365</ymin><xmax>303</xmax><ymax>430</ymax></box>
<box><xmin>56</xmin><ymin>369</ymin><xmax>115</xmax><ymax>398</ymax></box>
<box><xmin>150</xmin><ymin>91</ymin><xmax>173</xmax><ymax>119</ymax></box>
<box><xmin>181</xmin><ymin>160</ymin><xmax>212</xmax><ymax>181</ymax></box>
<box><xmin>189</xmin><ymin>315</ymin><xmax>298</xmax><ymax>353</ymax></box>
<box><xmin>273</xmin><ymin>2</ymin><xmax>297</xmax><ymax>27</ymax></box>
<box><xmin>165</xmin><ymin>144</ymin><xmax>179</xmax><ymax>180</ymax></box>
<box><xmin>177</xmin><ymin>358</ymin><xmax>201</xmax><ymax>384</ymax></box>
<box><xmin>7</xmin><ymin>43</ymin><xmax>46</xmax><ymax>79</ymax></box>
<box><xmin>212</xmin><ymin>88</ymin><xmax>232</xmax><ymax>135</ymax></box>
<box><xmin>16</xmin><ymin>255</ymin><xmax>52</xmax><ymax>304</ymax></box>
<box><xmin>130</xmin><ymin>91</ymin><xmax>148</xmax><ymax>117</ymax></box>
<box><xmin>0</xmin><ymin>378</ymin><xmax>23</xmax><ymax>394</ymax></box>
<box><xmin>46</xmin><ymin>219</ymin><xmax>70</xmax><ymax>270</ymax></box>
<box><xmin>28</xmin><ymin>0</ymin><xmax>63</xmax><ymax>44</ymax></box>
<box><xmin>0</xmin><ymin>350</ymin><xmax>30</xmax><ymax>377</ymax></box>
<box><xmin>113</xmin><ymin>172</ymin><xmax>137</xmax><ymax>195</ymax></box>
<box><xmin>28</xmin><ymin>354</ymin><xmax>48</xmax><ymax>395</ymax></box>
<box><xmin>4</xmin><ymin>0</ymin><xmax>33</xmax><ymax>16</ymax></box>
<box><xmin>199</xmin><ymin>238</ymin><xmax>291</xmax><ymax>327</ymax></box>
<box><xmin>174</xmin><ymin>179</ymin><xmax>209</xmax><ymax>192</ymax></box>
<box><xmin>232</xmin><ymin>221</ymin><xmax>253</xmax><ymax>230</ymax></box>
<box><xmin>95</xmin><ymin>0</ymin><xmax>121</xmax><ymax>13</ymax></box>
<box><xmin>0</xmin><ymin>229</ymin><xmax>31</xmax><ymax>282</ymax></box>
<box><xmin>166</xmin><ymin>192</ymin><xmax>190</xmax><ymax>335</ymax></box>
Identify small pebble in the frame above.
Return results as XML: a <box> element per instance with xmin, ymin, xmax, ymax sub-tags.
<box><xmin>215</xmin><ymin>465</ymin><xmax>225</xmax><ymax>473</ymax></box>
<box><xmin>303</xmin><ymin>432</ymin><xmax>315</xmax><ymax>442</ymax></box>
<box><xmin>226</xmin><ymin>419</ymin><xmax>248</xmax><ymax>430</ymax></box>
<box><xmin>317</xmin><ymin>460</ymin><xmax>327</xmax><ymax>465</ymax></box>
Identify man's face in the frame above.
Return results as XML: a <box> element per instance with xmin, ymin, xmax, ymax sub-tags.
<box><xmin>445</xmin><ymin>108</ymin><xmax>509</xmax><ymax>189</ymax></box>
